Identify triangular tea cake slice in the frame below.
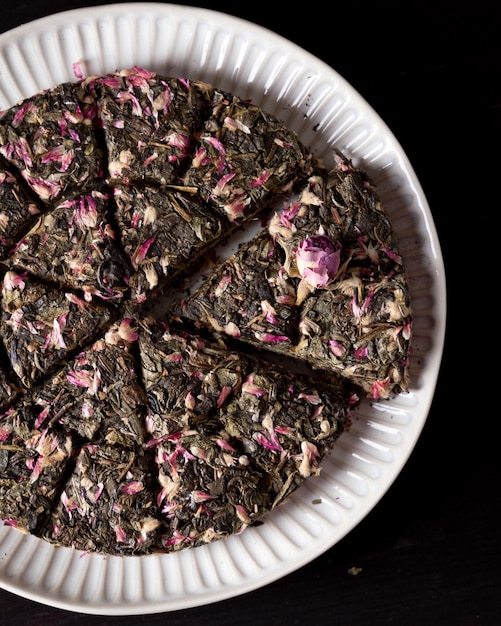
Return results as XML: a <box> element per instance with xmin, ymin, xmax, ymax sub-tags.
<box><xmin>29</xmin><ymin>318</ymin><xmax>149</xmax><ymax>442</ymax></box>
<box><xmin>7</xmin><ymin>184</ymin><xmax>130</xmax><ymax>302</ymax></box>
<box><xmin>42</xmin><ymin>439</ymin><xmax>161</xmax><ymax>555</ymax></box>
<box><xmin>137</xmin><ymin>321</ymin><xmax>356</xmax><ymax>552</ymax></box>
<box><xmin>87</xmin><ymin>67</ymin><xmax>213</xmax><ymax>186</ymax></box>
<box><xmin>0</xmin><ymin>80</ymin><xmax>105</xmax><ymax>204</ymax></box>
<box><xmin>175</xmin><ymin>229</ymin><xmax>298</xmax><ymax>347</ymax></box>
<box><xmin>0</xmin><ymin>159</ymin><xmax>44</xmax><ymax>261</ymax></box>
<box><xmin>270</xmin><ymin>155</ymin><xmax>413</xmax><ymax>399</ymax></box>
<box><xmin>0</xmin><ymin>397</ymin><xmax>75</xmax><ymax>534</ymax></box>
<box><xmin>183</xmin><ymin>88</ymin><xmax>314</xmax><ymax>224</ymax></box>
<box><xmin>113</xmin><ymin>184</ymin><xmax>227</xmax><ymax>304</ymax></box>
<box><xmin>177</xmin><ymin>154</ymin><xmax>412</xmax><ymax>399</ymax></box>
<box><xmin>1</xmin><ymin>270</ymin><xmax>114</xmax><ymax>388</ymax></box>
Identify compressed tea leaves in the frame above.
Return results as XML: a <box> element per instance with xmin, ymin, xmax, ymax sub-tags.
<box><xmin>0</xmin><ymin>160</ymin><xmax>43</xmax><ymax>261</ymax></box>
<box><xmin>88</xmin><ymin>67</ymin><xmax>213</xmax><ymax>187</ymax></box>
<box><xmin>7</xmin><ymin>184</ymin><xmax>130</xmax><ymax>301</ymax></box>
<box><xmin>1</xmin><ymin>270</ymin><xmax>114</xmax><ymax>387</ymax></box>
<box><xmin>183</xmin><ymin>88</ymin><xmax>314</xmax><ymax>223</ymax></box>
<box><xmin>175</xmin><ymin>230</ymin><xmax>298</xmax><ymax>346</ymax></box>
<box><xmin>113</xmin><ymin>184</ymin><xmax>226</xmax><ymax>304</ymax></box>
<box><xmin>43</xmin><ymin>441</ymin><xmax>161</xmax><ymax>555</ymax></box>
<box><xmin>0</xmin><ymin>398</ymin><xmax>75</xmax><ymax>534</ymax></box>
<box><xmin>177</xmin><ymin>153</ymin><xmax>412</xmax><ymax>398</ymax></box>
<box><xmin>0</xmin><ymin>68</ymin><xmax>412</xmax><ymax>556</ymax></box>
<box><xmin>138</xmin><ymin>321</ymin><xmax>357</xmax><ymax>551</ymax></box>
<box><xmin>0</xmin><ymin>81</ymin><xmax>105</xmax><ymax>204</ymax></box>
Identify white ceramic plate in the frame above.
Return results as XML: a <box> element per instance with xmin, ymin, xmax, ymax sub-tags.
<box><xmin>0</xmin><ymin>3</ymin><xmax>446</xmax><ymax>616</ymax></box>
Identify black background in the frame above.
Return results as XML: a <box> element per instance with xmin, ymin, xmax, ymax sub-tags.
<box><xmin>0</xmin><ymin>1</ymin><xmax>499</xmax><ymax>624</ymax></box>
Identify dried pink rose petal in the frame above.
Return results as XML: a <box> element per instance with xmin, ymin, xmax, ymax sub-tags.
<box><xmin>295</xmin><ymin>235</ymin><xmax>340</xmax><ymax>289</ymax></box>
<box><xmin>117</xmin><ymin>318</ymin><xmax>139</xmax><ymax>342</ymax></box>
<box><xmin>114</xmin><ymin>523</ymin><xmax>127</xmax><ymax>543</ymax></box>
<box><xmin>255</xmin><ymin>332</ymin><xmax>290</xmax><ymax>344</ymax></box>
<box><xmin>217</xmin><ymin>385</ymin><xmax>233</xmax><ymax>408</ymax></box>
<box><xmin>191</xmin><ymin>490</ymin><xmax>213</xmax><ymax>503</ymax></box>
<box><xmin>234</xmin><ymin>504</ymin><xmax>251</xmax><ymax>524</ymax></box>
<box><xmin>72</xmin><ymin>61</ymin><xmax>84</xmax><ymax>80</ymax></box>
<box><xmin>2</xmin><ymin>270</ymin><xmax>27</xmax><ymax>292</ymax></box>
<box><xmin>329</xmin><ymin>339</ymin><xmax>346</xmax><ymax>357</ymax></box>
<box><xmin>241</xmin><ymin>375</ymin><xmax>268</xmax><ymax>397</ymax></box>
<box><xmin>105</xmin><ymin>318</ymin><xmax>139</xmax><ymax>344</ymax></box>
<box><xmin>121</xmin><ymin>481</ymin><xmax>144</xmax><ymax>495</ymax></box>
<box><xmin>298</xmin><ymin>440</ymin><xmax>321</xmax><ymax>477</ymax></box>
<box><xmin>250</xmin><ymin>170</ymin><xmax>272</xmax><ymax>188</ymax></box>
<box><xmin>223</xmin><ymin>116</ymin><xmax>250</xmax><ymax>133</ymax></box>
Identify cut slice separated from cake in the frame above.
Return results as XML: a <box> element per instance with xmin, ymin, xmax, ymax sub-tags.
<box><xmin>176</xmin><ymin>152</ymin><xmax>413</xmax><ymax>399</ymax></box>
<box><xmin>174</xmin><ymin>229</ymin><xmax>298</xmax><ymax>347</ymax></box>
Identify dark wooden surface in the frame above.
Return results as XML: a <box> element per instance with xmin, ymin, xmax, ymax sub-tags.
<box><xmin>0</xmin><ymin>1</ymin><xmax>499</xmax><ymax>624</ymax></box>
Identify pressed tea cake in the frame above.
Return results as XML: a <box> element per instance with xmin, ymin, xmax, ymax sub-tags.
<box><xmin>0</xmin><ymin>67</ymin><xmax>412</xmax><ymax>556</ymax></box>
